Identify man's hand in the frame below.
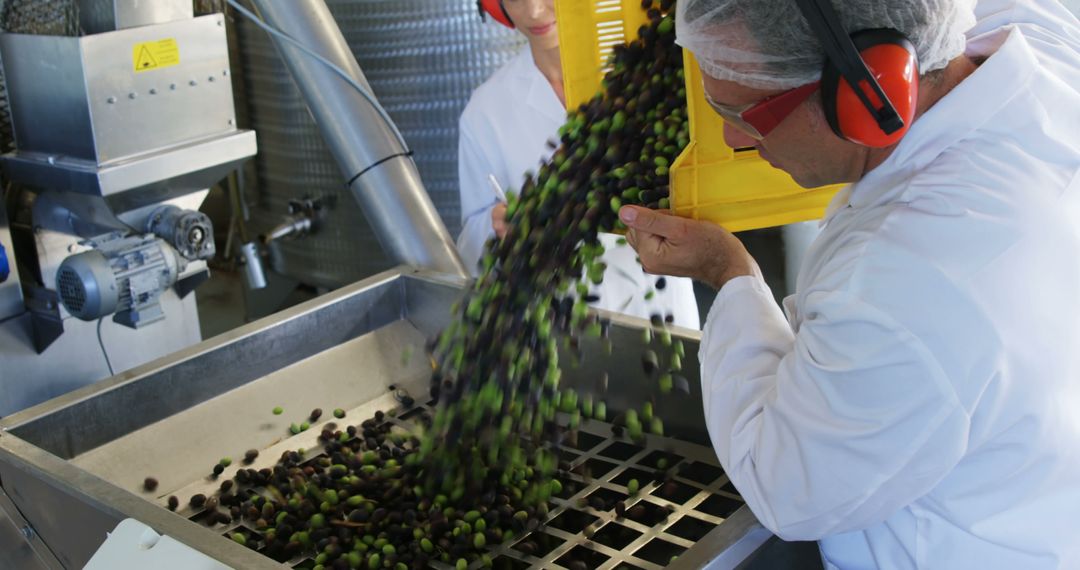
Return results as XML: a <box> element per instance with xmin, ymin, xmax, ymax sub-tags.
<box><xmin>491</xmin><ymin>203</ymin><xmax>508</xmax><ymax>239</ymax></box>
<box><xmin>619</xmin><ymin>205</ymin><xmax>760</xmax><ymax>289</ymax></box>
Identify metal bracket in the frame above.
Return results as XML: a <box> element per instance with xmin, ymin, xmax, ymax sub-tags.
<box><xmin>24</xmin><ymin>286</ymin><xmax>63</xmax><ymax>354</ymax></box>
<box><xmin>174</xmin><ymin>268</ymin><xmax>210</xmax><ymax>299</ymax></box>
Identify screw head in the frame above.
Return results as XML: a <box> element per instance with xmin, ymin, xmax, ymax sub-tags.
<box><xmin>106</xmin><ymin>96</ymin><xmax>117</xmax><ymax>104</ymax></box>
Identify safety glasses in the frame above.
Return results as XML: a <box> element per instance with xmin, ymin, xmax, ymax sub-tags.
<box><xmin>703</xmin><ymin>81</ymin><xmax>820</xmax><ymax>140</ymax></box>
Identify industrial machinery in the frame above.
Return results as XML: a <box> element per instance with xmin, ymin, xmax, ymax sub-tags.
<box><xmin>0</xmin><ymin>2</ymin><xmax>813</xmax><ymax>568</ymax></box>
<box><xmin>0</xmin><ymin>267</ymin><xmax>785</xmax><ymax>569</ymax></box>
<box><xmin>0</xmin><ymin>0</ymin><xmax>256</xmax><ymax>414</ymax></box>
<box><xmin>235</xmin><ymin>0</ymin><xmax>523</xmax><ymax>291</ymax></box>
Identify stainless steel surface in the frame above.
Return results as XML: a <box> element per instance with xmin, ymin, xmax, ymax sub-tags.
<box><xmin>0</xmin><ymin>484</ymin><xmax>63</xmax><ymax>570</ymax></box>
<box><xmin>348</xmin><ymin>155</ymin><xmax>470</xmax><ymax>276</ymax></box>
<box><xmin>0</xmin><ymin>191</ymin><xmax>209</xmax><ymax>416</ymax></box>
<box><xmin>240</xmin><ymin>241</ymin><xmax>267</xmax><ymax>289</ymax></box>
<box><xmin>0</xmin><ymin>200</ymin><xmax>24</xmax><ymax>321</ymax></box>
<box><xmin>0</xmin><ymin>266</ymin><xmax>777</xmax><ymax>568</ymax></box>
<box><xmin>0</xmin><ymin>0</ymin><xmax>80</xmax><ymax>155</ymax></box>
<box><xmin>265</xmin><ymin>215</ymin><xmax>312</xmax><ymax>242</ymax></box>
<box><xmin>464</xmin><ymin>419</ymin><xmax>759</xmax><ymax>569</ymax></box>
<box><xmin>0</xmin><ymin>430</ymin><xmax>279</xmax><ymax>569</ymax></box>
<box><xmin>236</xmin><ymin>0</ymin><xmax>523</xmax><ymax>288</ymax></box>
<box><xmin>0</xmin><ymin>289</ymin><xmax>201</xmax><ymax>416</ymax></box>
<box><xmin>235</xmin><ymin>9</ymin><xmax>392</xmax><ymax>288</ymax></box>
<box><xmin>79</xmin><ymin>0</ymin><xmax>193</xmax><ymax>34</ymax></box>
<box><xmin>1</xmin><ymin>130</ymin><xmax>257</xmax><ymax>213</ymax></box>
<box><xmin>1</xmin><ymin>15</ymin><xmax>236</xmax><ymax>163</ymax></box>
<box><xmin>247</xmin><ymin>0</ymin><xmax>468</xmax><ymax>279</ymax></box>
<box><xmin>327</xmin><ymin>0</ymin><xmax>526</xmax><ymax>237</ymax></box>
<box><xmin>0</xmin><ymin>0</ymin><xmax>251</xmax><ymax>424</ymax></box>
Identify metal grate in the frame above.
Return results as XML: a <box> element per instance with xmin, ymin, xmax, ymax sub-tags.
<box><xmin>161</xmin><ymin>394</ymin><xmax>744</xmax><ymax>570</ymax></box>
<box><xmin>56</xmin><ymin>266</ymin><xmax>86</xmax><ymax>314</ymax></box>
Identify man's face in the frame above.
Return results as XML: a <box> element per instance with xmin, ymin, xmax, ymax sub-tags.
<box><xmin>702</xmin><ymin>70</ymin><xmax>867</xmax><ymax>188</ymax></box>
<box><xmin>503</xmin><ymin>0</ymin><xmax>559</xmax><ymax>51</ymax></box>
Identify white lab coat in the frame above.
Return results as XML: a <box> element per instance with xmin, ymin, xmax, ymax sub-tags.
<box><xmin>457</xmin><ymin>48</ymin><xmax>700</xmax><ymax>329</ymax></box>
<box><xmin>699</xmin><ymin>1</ymin><xmax>1080</xmax><ymax>568</ymax></box>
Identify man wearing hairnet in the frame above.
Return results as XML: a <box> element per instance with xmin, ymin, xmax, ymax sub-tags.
<box><xmin>619</xmin><ymin>0</ymin><xmax>1080</xmax><ymax>568</ymax></box>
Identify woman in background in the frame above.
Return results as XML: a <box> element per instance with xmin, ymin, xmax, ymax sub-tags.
<box><xmin>457</xmin><ymin>0</ymin><xmax>700</xmax><ymax>328</ymax></box>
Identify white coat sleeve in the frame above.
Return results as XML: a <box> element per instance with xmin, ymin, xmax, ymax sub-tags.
<box><xmin>456</xmin><ymin>118</ymin><xmax>500</xmax><ymax>277</ymax></box>
<box><xmin>699</xmin><ymin>276</ymin><xmax>970</xmax><ymax>540</ymax></box>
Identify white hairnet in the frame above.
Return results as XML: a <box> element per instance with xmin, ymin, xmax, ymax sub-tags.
<box><xmin>676</xmin><ymin>0</ymin><xmax>976</xmax><ymax>90</ymax></box>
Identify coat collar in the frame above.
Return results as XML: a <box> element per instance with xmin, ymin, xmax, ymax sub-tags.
<box><xmin>517</xmin><ymin>47</ymin><xmax>568</xmax><ymax>125</ymax></box>
<box><xmin>821</xmin><ymin>26</ymin><xmax>1035</xmax><ymax>225</ymax></box>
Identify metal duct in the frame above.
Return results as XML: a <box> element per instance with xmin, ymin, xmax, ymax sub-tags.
<box><xmin>246</xmin><ymin>0</ymin><xmax>468</xmax><ymax>279</ymax></box>
<box><xmin>235</xmin><ymin>0</ymin><xmax>524</xmax><ymax>288</ymax></box>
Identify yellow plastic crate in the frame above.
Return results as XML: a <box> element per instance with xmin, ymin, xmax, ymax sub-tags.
<box><xmin>556</xmin><ymin>0</ymin><xmax>843</xmax><ymax>231</ymax></box>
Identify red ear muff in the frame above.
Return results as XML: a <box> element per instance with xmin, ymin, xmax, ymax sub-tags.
<box><xmin>478</xmin><ymin>0</ymin><xmax>515</xmax><ymax>28</ymax></box>
<box><xmin>821</xmin><ymin>29</ymin><xmax>918</xmax><ymax>148</ymax></box>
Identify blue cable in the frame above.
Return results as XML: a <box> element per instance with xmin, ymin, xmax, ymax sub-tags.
<box><xmin>0</xmin><ymin>241</ymin><xmax>9</xmax><ymax>283</ymax></box>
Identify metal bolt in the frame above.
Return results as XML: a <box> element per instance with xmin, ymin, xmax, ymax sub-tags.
<box><xmin>128</xmin><ymin>92</ymin><xmax>137</xmax><ymax>99</ymax></box>
<box><xmin>149</xmin><ymin>88</ymin><xmax>157</xmax><ymax>95</ymax></box>
<box><xmin>223</xmin><ymin>70</ymin><xmax>229</xmax><ymax>77</ymax></box>
<box><xmin>189</xmin><ymin>80</ymin><xmax>197</xmax><ymax>87</ymax></box>
<box><xmin>208</xmin><ymin>75</ymin><xmax>215</xmax><ymax>82</ymax></box>
<box><xmin>170</xmin><ymin>83</ymin><xmax>177</xmax><ymax>90</ymax></box>
<box><xmin>228</xmin><ymin>119</ymin><xmax>235</xmax><ymax>126</ymax></box>
<box><xmin>20</xmin><ymin>525</ymin><xmax>34</xmax><ymax>541</ymax></box>
<box><xmin>106</xmin><ymin>96</ymin><xmax>117</xmax><ymax>104</ymax></box>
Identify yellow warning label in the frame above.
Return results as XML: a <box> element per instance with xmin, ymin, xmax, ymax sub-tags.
<box><xmin>132</xmin><ymin>38</ymin><xmax>180</xmax><ymax>73</ymax></box>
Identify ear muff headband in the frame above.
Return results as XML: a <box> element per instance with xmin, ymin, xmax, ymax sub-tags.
<box><xmin>477</xmin><ymin>0</ymin><xmax>514</xmax><ymax>28</ymax></box>
<box><xmin>795</xmin><ymin>0</ymin><xmax>918</xmax><ymax>147</ymax></box>
<box><xmin>821</xmin><ymin>29</ymin><xmax>918</xmax><ymax>147</ymax></box>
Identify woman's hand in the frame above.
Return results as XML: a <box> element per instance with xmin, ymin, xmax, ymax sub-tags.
<box><xmin>491</xmin><ymin>203</ymin><xmax>509</xmax><ymax>239</ymax></box>
<box><xmin>619</xmin><ymin>205</ymin><xmax>760</xmax><ymax>289</ymax></box>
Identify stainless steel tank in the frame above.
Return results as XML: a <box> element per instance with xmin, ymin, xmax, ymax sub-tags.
<box><xmin>235</xmin><ymin>0</ymin><xmax>525</xmax><ymax>288</ymax></box>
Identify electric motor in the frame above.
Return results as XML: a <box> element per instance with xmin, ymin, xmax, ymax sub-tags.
<box><xmin>56</xmin><ymin>234</ymin><xmax>184</xmax><ymax>328</ymax></box>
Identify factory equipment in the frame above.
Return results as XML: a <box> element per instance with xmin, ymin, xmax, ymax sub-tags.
<box><xmin>235</xmin><ymin>0</ymin><xmax>522</xmax><ymax>290</ymax></box>
<box><xmin>56</xmin><ymin>233</ymin><xmax>188</xmax><ymax>328</ymax></box>
<box><xmin>0</xmin><ymin>3</ymin><xmax>811</xmax><ymax>568</ymax></box>
<box><xmin>0</xmin><ymin>267</ymin><xmax>788</xmax><ymax>569</ymax></box>
<box><xmin>0</xmin><ymin>0</ymin><xmax>256</xmax><ymax>415</ymax></box>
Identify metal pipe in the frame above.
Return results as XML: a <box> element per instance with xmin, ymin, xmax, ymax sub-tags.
<box><xmin>240</xmin><ymin>242</ymin><xmax>267</xmax><ymax>290</ymax></box>
<box><xmin>245</xmin><ymin>0</ymin><xmax>468</xmax><ymax>279</ymax></box>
